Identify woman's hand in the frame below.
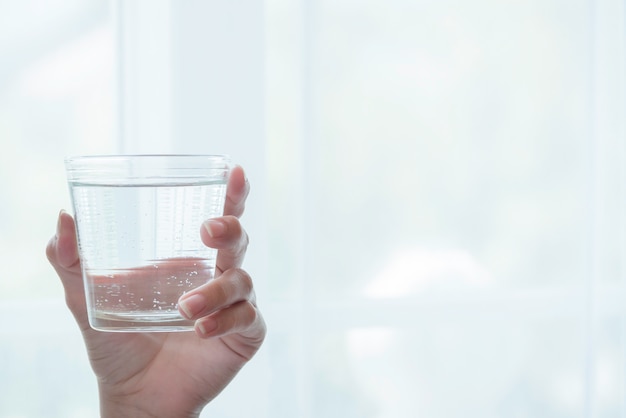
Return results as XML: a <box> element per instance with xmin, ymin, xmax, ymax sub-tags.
<box><xmin>46</xmin><ymin>166</ymin><xmax>266</xmax><ymax>418</ymax></box>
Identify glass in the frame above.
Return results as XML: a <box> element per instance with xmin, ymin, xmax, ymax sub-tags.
<box><xmin>65</xmin><ymin>154</ymin><xmax>231</xmax><ymax>332</ymax></box>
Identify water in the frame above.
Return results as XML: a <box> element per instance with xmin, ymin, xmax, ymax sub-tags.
<box><xmin>70</xmin><ymin>181</ymin><xmax>227</xmax><ymax>332</ymax></box>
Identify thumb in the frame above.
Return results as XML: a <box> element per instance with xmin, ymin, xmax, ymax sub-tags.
<box><xmin>46</xmin><ymin>210</ymin><xmax>80</xmax><ymax>270</ymax></box>
<box><xmin>46</xmin><ymin>210</ymin><xmax>89</xmax><ymax>328</ymax></box>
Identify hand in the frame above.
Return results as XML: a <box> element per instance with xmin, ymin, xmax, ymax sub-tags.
<box><xmin>46</xmin><ymin>166</ymin><xmax>266</xmax><ymax>418</ymax></box>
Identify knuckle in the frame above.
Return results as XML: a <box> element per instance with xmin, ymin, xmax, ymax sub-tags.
<box><xmin>212</xmin><ymin>276</ymin><xmax>231</xmax><ymax>303</ymax></box>
<box><xmin>224</xmin><ymin>215</ymin><xmax>240</xmax><ymax>229</ymax></box>
<box><xmin>234</xmin><ymin>301</ymin><xmax>257</xmax><ymax>330</ymax></box>
<box><xmin>235</xmin><ymin>269</ymin><xmax>254</xmax><ymax>296</ymax></box>
<box><xmin>242</xmin><ymin>230</ymin><xmax>250</xmax><ymax>250</ymax></box>
<box><xmin>242</xmin><ymin>301</ymin><xmax>257</xmax><ymax>325</ymax></box>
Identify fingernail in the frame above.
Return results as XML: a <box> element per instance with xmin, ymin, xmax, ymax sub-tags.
<box><xmin>196</xmin><ymin>317</ymin><xmax>218</xmax><ymax>337</ymax></box>
<box><xmin>57</xmin><ymin>209</ymin><xmax>68</xmax><ymax>236</ymax></box>
<box><xmin>204</xmin><ymin>219</ymin><xmax>227</xmax><ymax>238</ymax></box>
<box><xmin>178</xmin><ymin>294</ymin><xmax>206</xmax><ymax>319</ymax></box>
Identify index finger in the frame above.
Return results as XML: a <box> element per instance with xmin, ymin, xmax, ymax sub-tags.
<box><xmin>223</xmin><ymin>165</ymin><xmax>249</xmax><ymax>218</ymax></box>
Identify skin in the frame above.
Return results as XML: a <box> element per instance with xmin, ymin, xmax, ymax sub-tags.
<box><xmin>46</xmin><ymin>166</ymin><xmax>266</xmax><ymax>418</ymax></box>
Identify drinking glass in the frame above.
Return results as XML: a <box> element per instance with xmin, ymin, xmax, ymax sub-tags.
<box><xmin>65</xmin><ymin>154</ymin><xmax>230</xmax><ymax>332</ymax></box>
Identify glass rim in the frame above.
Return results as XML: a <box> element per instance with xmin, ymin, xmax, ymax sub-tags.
<box><xmin>65</xmin><ymin>154</ymin><xmax>232</xmax><ymax>185</ymax></box>
<box><xmin>65</xmin><ymin>154</ymin><xmax>230</xmax><ymax>164</ymax></box>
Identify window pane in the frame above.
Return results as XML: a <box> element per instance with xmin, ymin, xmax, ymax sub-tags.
<box><xmin>308</xmin><ymin>320</ymin><xmax>585</xmax><ymax>418</ymax></box>
<box><xmin>0</xmin><ymin>1</ymin><xmax>114</xmax><ymax>416</ymax></box>
<box><xmin>0</xmin><ymin>0</ymin><xmax>115</xmax><ymax>300</ymax></box>
<box><xmin>266</xmin><ymin>0</ymin><xmax>598</xmax><ymax>299</ymax></box>
<box><xmin>266</xmin><ymin>1</ymin><xmax>625</xmax><ymax>416</ymax></box>
<box><xmin>0</xmin><ymin>303</ymin><xmax>98</xmax><ymax>417</ymax></box>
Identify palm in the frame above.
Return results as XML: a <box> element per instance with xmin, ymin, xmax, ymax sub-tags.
<box><xmin>84</xmin><ymin>329</ymin><xmax>245</xmax><ymax>416</ymax></box>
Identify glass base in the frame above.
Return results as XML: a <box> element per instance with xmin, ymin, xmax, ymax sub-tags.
<box><xmin>89</xmin><ymin>311</ymin><xmax>195</xmax><ymax>332</ymax></box>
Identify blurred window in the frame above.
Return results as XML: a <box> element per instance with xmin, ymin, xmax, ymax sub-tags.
<box><xmin>1</xmin><ymin>0</ymin><xmax>624</xmax><ymax>417</ymax></box>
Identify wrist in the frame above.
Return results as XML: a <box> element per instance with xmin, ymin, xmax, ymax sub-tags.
<box><xmin>99</xmin><ymin>386</ymin><xmax>201</xmax><ymax>418</ymax></box>
<box><xmin>99</xmin><ymin>389</ymin><xmax>154</xmax><ymax>418</ymax></box>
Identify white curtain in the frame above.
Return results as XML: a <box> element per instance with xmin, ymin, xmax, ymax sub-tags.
<box><xmin>0</xmin><ymin>0</ymin><xmax>624</xmax><ymax>417</ymax></box>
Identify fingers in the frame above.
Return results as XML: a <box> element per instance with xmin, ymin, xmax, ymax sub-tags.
<box><xmin>204</xmin><ymin>165</ymin><xmax>250</xmax><ymax>274</ymax></box>
<box><xmin>223</xmin><ymin>165</ymin><xmax>249</xmax><ymax>218</ymax></box>
<box><xmin>182</xmin><ymin>165</ymin><xmax>265</xmax><ymax>346</ymax></box>
<box><xmin>179</xmin><ymin>268</ymin><xmax>254</xmax><ymax>320</ymax></box>
<box><xmin>178</xmin><ymin>268</ymin><xmax>264</xmax><ymax>340</ymax></box>
<box><xmin>195</xmin><ymin>301</ymin><xmax>261</xmax><ymax>341</ymax></box>
<box><xmin>201</xmin><ymin>215</ymin><xmax>249</xmax><ymax>273</ymax></box>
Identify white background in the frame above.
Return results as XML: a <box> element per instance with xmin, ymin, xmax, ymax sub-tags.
<box><xmin>0</xmin><ymin>0</ymin><xmax>625</xmax><ymax>417</ymax></box>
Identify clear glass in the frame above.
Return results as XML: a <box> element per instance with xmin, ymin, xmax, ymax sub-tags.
<box><xmin>65</xmin><ymin>155</ymin><xmax>231</xmax><ymax>332</ymax></box>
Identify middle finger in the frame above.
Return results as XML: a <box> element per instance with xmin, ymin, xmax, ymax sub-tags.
<box><xmin>201</xmin><ymin>215</ymin><xmax>249</xmax><ymax>274</ymax></box>
<box><xmin>178</xmin><ymin>267</ymin><xmax>254</xmax><ymax>320</ymax></box>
